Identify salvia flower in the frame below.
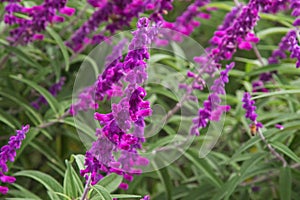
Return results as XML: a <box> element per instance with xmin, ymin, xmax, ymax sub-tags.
<box><xmin>81</xmin><ymin>17</ymin><xmax>155</xmax><ymax>187</ymax></box>
<box><xmin>269</xmin><ymin>1</ymin><xmax>300</xmax><ymax>68</ymax></box>
<box><xmin>70</xmin><ymin>39</ymin><xmax>128</xmax><ymax>116</ymax></box>
<box><xmin>67</xmin><ymin>0</ymin><xmax>173</xmax><ymax>51</ymax></box>
<box><xmin>4</xmin><ymin>0</ymin><xmax>75</xmax><ymax>44</ymax></box>
<box><xmin>210</xmin><ymin>0</ymin><xmax>261</xmax><ymax>63</ymax></box>
<box><xmin>269</xmin><ymin>30</ymin><xmax>300</xmax><ymax>68</ymax></box>
<box><xmin>163</xmin><ymin>0</ymin><xmax>211</xmax><ymax>38</ymax></box>
<box><xmin>0</xmin><ymin>125</ymin><xmax>30</xmax><ymax>194</ymax></box>
<box><xmin>190</xmin><ymin>62</ymin><xmax>234</xmax><ymax>135</ymax></box>
<box><xmin>242</xmin><ymin>92</ymin><xmax>263</xmax><ymax>131</ymax></box>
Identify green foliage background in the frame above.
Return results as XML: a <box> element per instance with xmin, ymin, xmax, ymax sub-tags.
<box><xmin>0</xmin><ymin>0</ymin><xmax>300</xmax><ymax>199</ymax></box>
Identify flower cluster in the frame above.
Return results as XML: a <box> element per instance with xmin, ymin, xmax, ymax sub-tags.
<box><xmin>0</xmin><ymin>125</ymin><xmax>30</xmax><ymax>194</ymax></box>
<box><xmin>190</xmin><ymin>62</ymin><xmax>234</xmax><ymax>135</ymax></box>
<box><xmin>31</xmin><ymin>77</ymin><xmax>66</xmax><ymax>109</ymax></box>
<box><xmin>163</xmin><ymin>0</ymin><xmax>211</xmax><ymax>36</ymax></box>
<box><xmin>210</xmin><ymin>0</ymin><xmax>260</xmax><ymax>64</ymax></box>
<box><xmin>81</xmin><ymin>17</ymin><xmax>155</xmax><ymax>188</ymax></box>
<box><xmin>259</xmin><ymin>0</ymin><xmax>290</xmax><ymax>13</ymax></box>
<box><xmin>70</xmin><ymin>39</ymin><xmax>128</xmax><ymax>116</ymax></box>
<box><xmin>269</xmin><ymin>0</ymin><xmax>300</xmax><ymax>67</ymax></box>
<box><xmin>3</xmin><ymin>0</ymin><xmax>75</xmax><ymax>44</ymax></box>
<box><xmin>242</xmin><ymin>92</ymin><xmax>263</xmax><ymax>130</ymax></box>
<box><xmin>269</xmin><ymin>30</ymin><xmax>300</xmax><ymax>68</ymax></box>
<box><xmin>67</xmin><ymin>0</ymin><xmax>172</xmax><ymax>52</ymax></box>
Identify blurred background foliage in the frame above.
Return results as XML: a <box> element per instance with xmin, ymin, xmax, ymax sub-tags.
<box><xmin>0</xmin><ymin>0</ymin><xmax>300</xmax><ymax>199</ymax></box>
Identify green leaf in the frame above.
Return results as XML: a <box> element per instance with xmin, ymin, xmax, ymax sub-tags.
<box><xmin>30</xmin><ymin>140</ymin><xmax>65</xmax><ymax>169</ymax></box>
<box><xmin>279</xmin><ymin>167</ymin><xmax>292</xmax><ymax>200</ymax></box>
<box><xmin>156</xmin><ymin>166</ymin><xmax>172</xmax><ymax>200</ymax></box>
<box><xmin>70</xmin><ymin>54</ymin><xmax>99</xmax><ymax>79</ymax></box>
<box><xmin>182</xmin><ymin>149</ymin><xmax>223</xmax><ymax>188</ymax></box>
<box><xmin>257</xmin><ymin>27</ymin><xmax>290</xmax><ymax>39</ymax></box>
<box><xmin>72</xmin><ymin>154</ymin><xmax>86</xmax><ymax>171</ymax></box>
<box><xmin>90</xmin><ymin>185</ymin><xmax>113</xmax><ymax>200</ymax></box>
<box><xmin>213</xmin><ymin>153</ymin><xmax>266</xmax><ymax>200</ymax></box>
<box><xmin>46</xmin><ymin>27</ymin><xmax>70</xmax><ymax>71</ymax></box>
<box><xmin>252</xmin><ymin>90</ymin><xmax>300</xmax><ymax>100</ymax></box>
<box><xmin>98</xmin><ymin>173</ymin><xmax>123</xmax><ymax>193</ymax></box>
<box><xmin>14</xmin><ymin>170</ymin><xmax>63</xmax><ymax>200</ymax></box>
<box><xmin>10</xmin><ymin>75</ymin><xmax>61</xmax><ymax>115</ymax></box>
<box><xmin>63</xmin><ymin>159</ymin><xmax>84</xmax><ymax>197</ymax></box>
<box><xmin>10</xmin><ymin>183</ymin><xmax>42</xmax><ymax>199</ymax></box>
<box><xmin>0</xmin><ymin>90</ymin><xmax>42</xmax><ymax>125</ymax></box>
<box><xmin>0</xmin><ymin>109</ymin><xmax>21</xmax><ymax>128</ymax></box>
<box><xmin>111</xmin><ymin>194</ymin><xmax>142</xmax><ymax>199</ymax></box>
<box><xmin>0</xmin><ymin>40</ymin><xmax>43</xmax><ymax>69</ymax></box>
<box><xmin>270</xmin><ymin>141</ymin><xmax>300</xmax><ymax>163</ymax></box>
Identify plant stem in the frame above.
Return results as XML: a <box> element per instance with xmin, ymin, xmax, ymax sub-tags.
<box><xmin>241</xmin><ymin>163</ymin><xmax>300</xmax><ymax>186</ymax></box>
<box><xmin>252</xmin><ymin>43</ymin><xmax>265</xmax><ymax>66</ymax></box>
<box><xmin>37</xmin><ymin>112</ymin><xmax>69</xmax><ymax>129</ymax></box>
<box><xmin>81</xmin><ymin>174</ymin><xmax>92</xmax><ymax>200</ymax></box>
<box><xmin>233</xmin><ymin>0</ymin><xmax>241</xmax><ymax>6</ymax></box>
<box><xmin>257</xmin><ymin>129</ymin><xmax>287</xmax><ymax>167</ymax></box>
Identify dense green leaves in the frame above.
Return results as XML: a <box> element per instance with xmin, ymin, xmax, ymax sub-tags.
<box><xmin>279</xmin><ymin>167</ymin><xmax>292</xmax><ymax>200</ymax></box>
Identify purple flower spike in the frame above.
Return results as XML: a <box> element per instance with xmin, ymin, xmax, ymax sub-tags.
<box><xmin>268</xmin><ymin>30</ymin><xmax>300</xmax><ymax>67</ymax></box>
<box><xmin>0</xmin><ymin>125</ymin><xmax>30</xmax><ymax>194</ymax></box>
<box><xmin>3</xmin><ymin>0</ymin><xmax>75</xmax><ymax>44</ymax></box>
<box><xmin>190</xmin><ymin>63</ymin><xmax>234</xmax><ymax>135</ymax></box>
<box><xmin>242</xmin><ymin>92</ymin><xmax>263</xmax><ymax>133</ymax></box>
<box><xmin>242</xmin><ymin>92</ymin><xmax>258</xmax><ymax>122</ymax></box>
<box><xmin>81</xmin><ymin>17</ymin><xmax>155</xmax><ymax>188</ymax></box>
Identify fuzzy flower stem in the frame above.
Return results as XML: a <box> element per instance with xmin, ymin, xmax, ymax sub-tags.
<box><xmin>233</xmin><ymin>0</ymin><xmax>241</xmax><ymax>6</ymax></box>
<box><xmin>80</xmin><ymin>174</ymin><xmax>92</xmax><ymax>200</ymax></box>
<box><xmin>252</xmin><ymin>43</ymin><xmax>264</xmax><ymax>66</ymax></box>
<box><xmin>257</xmin><ymin>129</ymin><xmax>287</xmax><ymax>167</ymax></box>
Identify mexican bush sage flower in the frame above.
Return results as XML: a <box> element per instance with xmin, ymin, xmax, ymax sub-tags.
<box><xmin>0</xmin><ymin>125</ymin><xmax>30</xmax><ymax>194</ymax></box>
<box><xmin>81</xmin><ymin>17</ymin><xmax>155</xmax><ymax>188</ymax></box>
<box><xmin>242</xmin><ymin>92</ymin><xmax>263</xmax><ymax>133</ymax></box>
<box><xmin>190</xmin><ymin>63</ymin><xmax>234</xmax><ymax>135</ymax></box>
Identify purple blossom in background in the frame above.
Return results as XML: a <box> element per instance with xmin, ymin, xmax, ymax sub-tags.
<box><xmin>140</xmin><ymin>195</ymin><xmax>150</xmax><ymax>200</ymax></box>
<box><xmin>269</xmin><ymin>1</ymin><xmax>300</xmax><ymax>68</ymax></box>
<box><xmin>251</xmin><ymin>72</ymin><xmax>274</xmax><ymax>93</ymax></box>
<box><xmin>242</xmin><ymin>92</ymin><xmax>263</xmax><ymax>130</ymax></box>
<box><xmin>190</xmin><ymin>63</ymin><xmax>234</xmax><ymax>135</ymax></box>
<box><xmin>260</xmin><ymin>0</ymin><xmax>290</xmax><ymax>13</ymax></box>
<box><xmin>275</xmin><ymin>124</ymin><xmax>284</xmax><ymax>130</ymax></box>
<box><xmin>0</xmin><ymin>125</ymin><xmax>30</xmax><ymax>194</ymax></box>
<box><xmin>163</xmin><ymin>0</ymin><xmax>211</xmax><ymax>38</ymax></box>
<box><xmin>259</xmin><ymin>72</ymin><xmax>273</xmax><ymax>82</ymax></box>
<box><xmin>252</xmin><ymin>80</ymin><xmax>268</xmax><ymax>93</ymax></box>
<box><xmin>31</xmin><ymin>77</ymin><xmax>66</xmax><ymax>110</ymax></box>
<box><xmin>210</xmin><ymin>0</ymin><xmax>260</xmax><ymax>63</ymax></box>
<box><xmin>269</xmin><ymin>30</ymin><xmax>300</xmax><ymax>68</ymax></box>
<box><xmin>67</xmin><ymin>0</ymin><xmax>173</xmax><ymax>51</ymax></box>
<box><xmin>3</xmin><ymin>0</ymin><xmax>75</xmax><ymax>44</ymax></box>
